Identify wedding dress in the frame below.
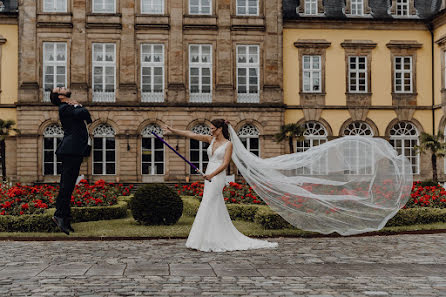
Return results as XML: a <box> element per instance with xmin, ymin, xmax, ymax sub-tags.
<box><xmin>186</xmin><ymin>137</ymin><xmax>278</xmax><ymax>252</ymax></box>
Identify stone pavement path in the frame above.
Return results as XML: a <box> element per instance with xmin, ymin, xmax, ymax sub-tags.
<box><xmin>0</xmin><ymin>234</ymin><xmax>446</xmax><ymax>296</ymax></box>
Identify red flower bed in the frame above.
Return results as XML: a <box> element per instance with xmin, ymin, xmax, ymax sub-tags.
<box><xmin>405</xmin><ymin>181</ymin><xmax>446</xmax><ymax>209</ymax></box>
<box><xmin>0</xmin><ymin>179</ymin><xmax>133</xmax><ymax>216</ymax></box>
<box><xmin>177</xmin><ymin>180</ymin><xmax>446</xmax><ymax>210</ymax></box>
<box><xmin>175</xmin><ymin>181</ymin><xmax>265</xmax><ymax>205</ymax></box>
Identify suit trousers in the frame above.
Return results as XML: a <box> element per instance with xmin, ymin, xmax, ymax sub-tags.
<box><xmin>54</xmin><ymin>154</ymin><xmax>84</xmax><ymax>218</ymax></box>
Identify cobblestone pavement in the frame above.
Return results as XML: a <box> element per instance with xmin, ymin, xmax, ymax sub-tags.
<box><xmin>0</xmin><ymin>234</ymin><xmax>446</xmax><ymax>296</ymax></box>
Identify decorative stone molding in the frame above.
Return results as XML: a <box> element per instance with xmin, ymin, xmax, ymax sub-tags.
<box><xmin>386</xmin><ymin>40</ymin><xmax>422</xmax><ymax>107</ymax></box>
<box><xmin>341</xmin><ymin>40</ymin><xmax>376</xmax><ymax>109</ymax></box>
<box><xmin>294</xmin><ymin>39</ymin><xmax>331</xmax><ymax>108</ymax></box>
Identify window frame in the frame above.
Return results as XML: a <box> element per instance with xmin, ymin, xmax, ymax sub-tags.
<box><xmin>302</xmin><ymin>55</ymin><xmax>322</xmax><ymax>93</ymax></box>
<box><xmin>43</xmin><ymin>0</ymin><xmax>67</xmax><ymax>12</ymax></box>
<box><xmin>141</xmin><ymin>0</ymin><xmax>164</xmax><ymax>14</ymax></box>
<box><xmin>141</xmin><ymin>125</ymin><xmax>165</xmax><ymax>175</ymax></box>
<box><xmin>236</xmin><ymin>0</ymin><xmax>259</xmax><ymax>16</ymax></box>
<box><xmin>236</xmin><ymin>44</ymin><xmax>260</xmax><ymax>103</ymax></box>
<box><xmin>92</xmin><ymin>0</ymin><xmax>116</xmax><ymax>13</ymax></box>
<box><xmin>92</xmin><ymin>43</ymin><xmax>116</xmax><ymax>102</ymax></box>
<box><xmin>189</xmin><ymin>44</ymin><xmax>213</xmax><ymax>103</ymax></box>
<box><xmin>348</xmin><ymin>56</ymin><xmax>368</xmax><ymax>93</ymax></box>
<box><xmin>42</xmin><ymin>42</ymin><xmax>67</xmax><ymax>102</ymax></box>
<box><xmin>394</xmin><ymin>56</ymin><xmax>413</xmax><ymax>93</ymax></box>
<box><xmin>92</xmin><ymin>124</ymin><xmax>116</xmax><ymax>176</ymax></box>
<box><xmin>189</xmin><ymin>0</ymin><xmax>212</xmax><ymax>15</ymax></box>
<box><xmin>141</xmin><ymin>43</ymin><xmax>165</xmax><ymax>102</ymax></box>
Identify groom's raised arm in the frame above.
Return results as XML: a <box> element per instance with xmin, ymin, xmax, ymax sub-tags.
<box><xmin>60</xmin><ymin>104</ymin><xmax>92</xmax><ymax>123</ymax></box>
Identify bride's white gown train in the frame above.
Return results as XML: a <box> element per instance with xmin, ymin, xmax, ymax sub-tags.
<box><xmin>186</xmin><ymin>138</ymin><xmax>278</xmax><ymax>252</ymax></box>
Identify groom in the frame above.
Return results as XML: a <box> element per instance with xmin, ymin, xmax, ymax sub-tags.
<box><xmin>50</xmin><ymin>87</ymin><xmax>92</xmax><ymax>235</ymax></box>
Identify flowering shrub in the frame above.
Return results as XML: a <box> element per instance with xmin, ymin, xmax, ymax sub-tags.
<box><xmin>177</xmin><ymin>180</ymin><xmax>446</xmax><ymax>209</ymax></box>
<box><xmin>0</xmin><ymin>180</ymin><xmax>133</xmax><ymax>216</ymax></box>
<box><xmin>405</xmin><ymin>181</ymin><xmax>446</xmax><ymax>209</ymax></box>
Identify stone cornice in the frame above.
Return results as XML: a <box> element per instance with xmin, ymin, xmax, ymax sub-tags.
<box><xmin>0</xmin><ymin>35</ymin><xmax>6</xmax><ymax>45</ymax></box>
<box><xmin>386</xmin><ymin>40</ymin><xmax>423</xmax><ymax>49</ymax></box>
<box><xmin>341</xmin><ymin>40</ymin><xmax>377</xmax><ymax>49</ymax></box>
<box><xmin>294</xmin><ymin>39</ymin><xmax>331</xmax><ymax>49</ymax></box>
<box><xmin>435</xmin><ymin>35</ymin><xmax>446</xmax><ymax>46</ymax></box>
<box><xmin>135</xmin><ymin>24</ymin><xmax>170</xmax><ymax>30</ymax></box>
<box><xmin>37</xmin><ymin>22</ymin><xmax>73</xmax><ymax>29</ymax></box>
<box><xmin>86</xmin><ymin>23</ymin><xmax>122</xmax><ymax>29</ymax></box>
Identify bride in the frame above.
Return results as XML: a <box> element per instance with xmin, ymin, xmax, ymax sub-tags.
<box><xmin>164</xmin><ymin>119</ymin><xmax>278</xmax><ymax>252</ymax></box>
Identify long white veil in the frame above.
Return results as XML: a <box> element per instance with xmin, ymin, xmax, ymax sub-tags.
<box><xmin>228</xmin><ymin>125</ymin><xmax>413</xmax><ymax>235</ymax></box>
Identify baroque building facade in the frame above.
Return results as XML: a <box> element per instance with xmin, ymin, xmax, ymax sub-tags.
<box><xmin>283</xmin><ymin>0</ymin><xmax>446</xmax><ymax>181</ymax></box>
<box><xmin>14</xmin><ymin>0</ymin><xmax>283</xmax><ymax>183</ymax></box>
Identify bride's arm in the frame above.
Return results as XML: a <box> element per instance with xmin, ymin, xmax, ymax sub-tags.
<box><xmin>205</xmin><ymin>142</ymin><xmax>233</xmax><ymax>180</ymax></box>
<box><xmin>163</xmin><ymin>125</ymin><xmax>212</xmax><ymax>143</ymax></box>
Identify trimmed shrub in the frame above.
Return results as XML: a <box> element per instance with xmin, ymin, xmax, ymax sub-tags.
<box><xmin>419</xmin><ymin>180</ymin><xmax>443</xmax><ymax>188</ymax></box>
<box><xmin>0</xmin><ymin>197</ymin><xmax>129</xmax><ymax>232</ymax></box>
<box><xmin>182</xmin><ymin>196</ymin><xmax>200</xmax><ymax>217</ymax></box>
<box><xmin>254</xmin><ymin>207</ymin><xmax>294</xmax><ymax>229</ymax></box>
<box><xmin>130</xmin><ymin>184</ymin><xmax>183</xmax><ymax>225</ymax></box>
<box><xmin>386</xmin><ymin>207</ymin><xmax>446</xmax><ymax>227</ymax></box>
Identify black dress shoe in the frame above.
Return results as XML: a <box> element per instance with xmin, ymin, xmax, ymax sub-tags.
<box><xmin>52</xmin><ymin>216</ymin><xmax>70</xmax><ymax>235</ymax></box>
<box><xmin>64</xmin><ymin>217</ymin><xmax>74</xmax><ymax>232</ymax></box>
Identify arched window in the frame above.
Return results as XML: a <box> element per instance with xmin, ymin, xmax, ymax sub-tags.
<box><xmin>93</xmin><ymin>124</ymin><xmax>116</xmax><ymax>175</ymax></box>
<box><xmin>389</xmin><ymin>121</ymin><xmax>419</xmax><ymax>174</ymax></box>
<box><xmin>296</xmin><ymin>122</ymin><xmax>328</xmax><ymax>175</ymax></box>
<box><xmin>238</xmin><ymin>124</ymin><xmax>260</xmax><ymax>156</ymax></box>
<box><xmin>190</xmin><ymin>124</ymin><xmax>211</xmax><ymax>175</ymax></box>
<box><xmin>297</xmin><ymin>121</ymin><xmax>328</xmax><ymax>152</ymax></box>
<box><xmin>343</xmin><ymin>121</ymin><xmax>374</xmax><ymax>175</ymax></box>
<box><xmin>343</xmin><ymin>121</ymin><xmax>374</xmax><ymax>136</ymax></box>
<box><xmin>43</xmin><ymin>124</ymin><xmax>64</xmax><ymax>175</ymax></box>
<box><xmin>141</xmin><ymin>124</ymin><xmax>164</xmax><ymax>175</ymax></box>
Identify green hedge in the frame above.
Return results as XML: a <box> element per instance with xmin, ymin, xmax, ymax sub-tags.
<box><xmin>0</xmin><ymin>197</ymin><xmax>129</xmax><ymax>232</ymax></box>
<box><xmin>182</xmin><ymin>196</ymin><xmax>446</xmax><ymax>230</ymax></box>
<box><xmin>386</xmin><ymin>207</ymin><xmax>446</xmax><ymax>227</ymax></box>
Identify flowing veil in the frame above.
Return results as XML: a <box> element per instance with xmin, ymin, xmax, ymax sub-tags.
<box><xmin>228</xmin><ymin>125</ymin><xmax>413</xmax><ymax>235</ymax></box>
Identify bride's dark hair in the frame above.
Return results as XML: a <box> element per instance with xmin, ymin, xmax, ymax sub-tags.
<box><xmin>211</xmin><ymin>119</ymin><xmax>230</xmax><ymax>140</ymax></box>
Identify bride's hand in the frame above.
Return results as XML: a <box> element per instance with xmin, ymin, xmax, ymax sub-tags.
<box><xmin>162</xmin><ymin>125</ymin><xmax>173</xmax><ymax>135</ymax></box>
<box><xmin>203</xmin><ymin>174</ymin><xmax>213</xmax><ymax>181</ymax></box>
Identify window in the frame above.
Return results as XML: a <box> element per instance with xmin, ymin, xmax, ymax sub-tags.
<box><xmin>395</xmin><ymin>0</ymin><xmax>409</xmax><ymax>16</ymax></box>
<box><xmin>350</xmin><ymin>0</ymin><xmax>363</xmax><ymax>15</ymax></box>
<box><xmin>141</xmin><ymin>0</ymin><xmax>163</xmax><ymax>14</ymax></box>
<box><xmin>296</xmin><ymin>122</ymin><xmax>328</xmax><ymax>174</ymax></box>
<box><xmin>189</xmin><ymin>45</ymin><xmax>212</xmax><ymax>103</ymax></box>
<box><xmin>343</xmin><ymin>121</ymin><xmax>374</xmax><ymax>175</ymax></box>
<box><xmin>389</xmin><ymin>121</ymin><xmax>419</xmax><ymax>174</ymax></box>
<box><xmin>348</xmin><ymin>56</ymin><xmax>367</xmax><ymax>93</ymax></box>
<box><xmin>237</xmin><ymin>45</ymin><xmax>260</xmax><ymax>103</ymax></box>
<box><xmin>93</xmin><ymin>124</ymin><xmax>116</xmax><ymax>175</ymax></box>
<box><xmin>304</xmin><ymin>0</ymin><xmax>318</xmax><ymax>15</ymax></box>
<box><xmin>43</xmin><ymin>124</ymin><xmax>63</xmax><ymax>175</ymax></box>
<box><xmin>190</xmin><ymin>124</ymin><xmax>211</xmax><ymax>175</ymax></box>
<box><xmin>141</xmin><ymin>44</ymin><xmax>164</xmax><ymax>102</ymax></box>
<box><xmin>92</xmin><ymin>0</ymin><xmax>115</xmax><ymax>13</ymax></box>
<box><xmin>92</xmin><ymin>43</ymin><xmax>116</xmax><ymax>102</ymax></box>
<box><xmin>297</xmin><ymin>122</ymin><xmax>327</xmax><ymax>152</ymax></box>
<box><xmin>43</xmin><ymin>42</ymin><xmax>67</xmax><ymax>102</ymax></box>
<box><xmin>43</xmin><ymin>0</ymin><xmax>67</xmax><ymax>12</ymax></box>
<box><xmin>189</xmin><ymin>0</ymin><xmax>211</xmax><ymax>14</ymax></box>
<box><xmin>236</xmin><ymin>0</ymin><xmax>258</xmax><ymax>16</ymax></box>
<box><xmin>302</xmin><ymin>55</ymin><xmax>321</xmax><ymax>93</ymax></box>
<box><xmin>394</xmin><ymin>56</ymin><xmax>412</xmax><ymax>93</ymax></box>
<box><xmin>141</xmin><ymin>125</ymin><xmax>164</xmax><ymax>175</ymax></box>
<box><xmin>238</xmin><ymin>124</ymin><xmax>260</xmax><ymax>156</ymax></box>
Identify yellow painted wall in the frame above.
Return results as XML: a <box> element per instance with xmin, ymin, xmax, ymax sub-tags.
<box><xmin>434</xmin><ymin>23</ymin><xmax>446</xmax><ymax>106</ymax></box>
<box><xmin>284</xmin><ymin>28</ymin><xmax>432</xmax><ymax>107</ymax></box>
<box><xmin>0</xmin><ymin>24</ymin><xmax>18</xmax><ymax>106</ymax></box>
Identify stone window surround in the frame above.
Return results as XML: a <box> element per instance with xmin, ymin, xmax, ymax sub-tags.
<box><xmin>87</xmin><ymin>39</ymin><xmax>121</xmax><ymax>102</ymax></box>
<box><xmin>86</xmin><ymin>0</ymin><xmax>120</xmax><ymax>15</ymax></box>
<box><xmin>38</xmin><ymin>38</ymin><xmax>71</xmax><ymax>102</ymax></box>
<box><xmin>341</xmin><ymin>40</ymin><xmax>376</xmax><ymax>106</ymax></box>
<box><xmin>294</xmin><ymin>39</ymin><xmax>331</xmax><ymax>107</ymax></box>
<box><xmin>235</xmin><ymin>0</ymin><xmax>260</xmax><ymax>16</ymax></box>
<box><xmin>136</xmin><ymin>40</ymin><xmax>168</xmax><ymax>102</ymax></box>
<box><xmin>297</xmin><ymin>0</ymin><xmax>324</xmax><ymax>15</ymax></box>
<box><xmin>386</xmin><ymin>40</ymin><xmax>422</xmax><ymax>106</ymax></box>
<box><xmin>40</xmin><ymin>0</ymin><xmax>69</xmax><ymax>13</ymax></box>
<box><xmin>140</xmin><ymin>0</ymin><xmax>165</xmax><ymax>15</ymax></box>
<box><xmin>0</xmin><ymin>35</ymin><xmax>6</xmax><ymax>101</ymax></box>
<box><xmin>389</xmin><ymin>0</ymin><xmax>416</xmax><ymax>16</ymax></box>
<box><xmin>345</xmin><ymin>0</ymin><xmax>371</xmax><ymax>15</ymax></box>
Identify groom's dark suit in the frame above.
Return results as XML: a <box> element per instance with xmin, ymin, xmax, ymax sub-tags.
<box><xmin>54</xmin><ymin>103</ymin><xmax>92</xmax><ymax>219</ymax></box>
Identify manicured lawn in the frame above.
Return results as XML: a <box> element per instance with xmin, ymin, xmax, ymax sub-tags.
<box><xmin>0</xmin><ymin>211</ymin><xmax>445</xmax><ymax>238</ymax></box>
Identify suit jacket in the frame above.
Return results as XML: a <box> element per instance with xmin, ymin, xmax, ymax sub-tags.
<box><xmin>56</xmin><ymin>103</ymin><xmax>93</xmax><ymax>157</ymax></box>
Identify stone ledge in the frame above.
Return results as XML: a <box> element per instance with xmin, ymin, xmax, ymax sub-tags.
<box><xmin>294</xmin><ymin>39</ymin><xmax>331</xmax><ymax>49</ymax></box>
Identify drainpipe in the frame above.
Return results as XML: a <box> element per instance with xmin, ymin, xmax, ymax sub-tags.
<box><xmin>428</xmin><ymin>22</ymin><xmax>435</xmax><ymax>135</ymax></box>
